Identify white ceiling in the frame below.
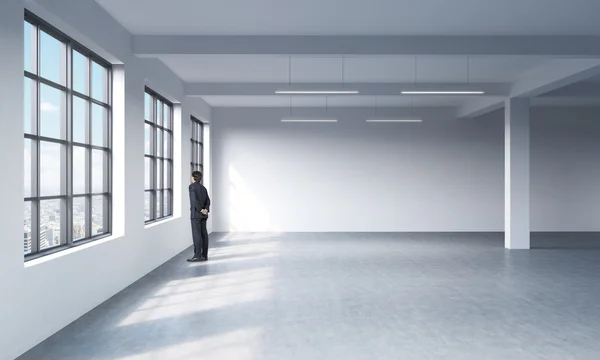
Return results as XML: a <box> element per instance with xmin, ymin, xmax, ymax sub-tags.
<box><xmin>160</xmin><ymin>55</ymin><xmax>547</xmax><ymax>84</ymax></box>
<box><xmin>94</xmin><ymin>0</ymin><xmax>600</xmax><ymax>110</ymax></box>
<box><xmin>95</xmin><ymin>0</ymin><xmax>600</xmax><ymax>36</ymax></box>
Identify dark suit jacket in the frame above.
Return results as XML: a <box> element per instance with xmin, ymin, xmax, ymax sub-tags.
<box><xmin>189</xmin><ymin>182</ymin><xmax>211</xmax><ymax>219</ymax></box>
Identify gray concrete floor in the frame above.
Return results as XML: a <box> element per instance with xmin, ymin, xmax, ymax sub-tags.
<box><xmin>19</xmin><ymin>232</ymin><xmax>600</xmax><ymax>360</ymax></box>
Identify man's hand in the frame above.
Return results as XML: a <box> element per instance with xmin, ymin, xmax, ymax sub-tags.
<box><xmin>201</xmin><ymin>209</ymin><xmax>208</xmax><ymax>215</ymax></box>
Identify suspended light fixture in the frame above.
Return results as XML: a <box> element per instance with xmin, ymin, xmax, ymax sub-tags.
<box><xmin>402</xmin><ymin>56</ymin><xmax>484</xmax><ymax>95</ymax></box>
<box><xmin>366</xmin><ymin>119</ymin><xmax>422</xmax><ymax>123</ymax></box>
<box><xmin>276</xmin><ymin>90</ymin><xmax>359</xmax><ymax>95</ymax></box>
<box><xmin>281</xmin><ymin>117</ymin><xmax>338</xmax><ymax>123</ymax></box>
<box><xmin>401</xmin><ymin>90</ymin><xmax>484</xmax><ymax>95</ymax></box>
<box><xmin>365</xmin><ymin>95</ymin><xmax>422</xmax><ymax>123</ymax></box>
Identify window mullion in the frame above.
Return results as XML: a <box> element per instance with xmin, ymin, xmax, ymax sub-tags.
<box><xmin>34</xmin><ymin>22</ymin><xmax>42</xmax><ymax>254</ymax></box>
<box><xmin>153</xmin><ymin>95</ymin><xmax>157</xmax><ymax>220</ymax></box>
<box><xmin>65</xmin><ymin>42</ymin><xmax>73</xmax><ymax>246</ymax></box>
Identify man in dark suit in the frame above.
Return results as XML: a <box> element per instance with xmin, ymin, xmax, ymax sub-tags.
<box><xmin>188</xmin><ymin>171</ymin><xmax>211</xmax><ymax>262</ymax></box>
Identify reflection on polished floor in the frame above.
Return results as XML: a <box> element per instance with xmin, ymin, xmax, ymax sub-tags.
<box><xmin>19</xmin><ymin>232</ymin><xmax>600</xmax><ymax>360</ymax></box>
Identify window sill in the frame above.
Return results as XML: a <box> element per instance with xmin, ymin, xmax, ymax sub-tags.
<box><xmin>24</xmin><ymin>233</ymin><xmax>122</xmax><ymax>268</ymax></box>
<box><xmin>144</xmin><ymin>215</ymin><xmax>176</xmax><ymax>229</ymax></box>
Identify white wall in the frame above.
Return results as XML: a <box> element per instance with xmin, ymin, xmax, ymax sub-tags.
<box><xmin>212</xmin><ymin>106</ymin><xmax>600</xmax><ymax>233</ymax></box>
<box><xmin>530</xmin><ymin>107</ymin><xmax>600</xmax><ymax>231</ymax></box>
<box><xmin>212</xmin><ymin>107</ymin><xmax>505</xmax><ymax>232</ymax></box>
<box><xmin>0</xmin><ymin>1</ymin><xmax>211</xmax><ymax>359</ymax></box>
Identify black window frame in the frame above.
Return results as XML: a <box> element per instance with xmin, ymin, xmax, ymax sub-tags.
<box><xmin>144</xmin><ymin>87</ymin><xmax>174</xmax><ymax>224</ymax></box>
<box><xmin>24</xmin><ymin>11</ymin><xmax>113</xmax><ymax>260</ymax></box>
<box><xmin>190</xmin><ymin>116</ymin><xmax>204</xmax><ymax>178</ymax></box>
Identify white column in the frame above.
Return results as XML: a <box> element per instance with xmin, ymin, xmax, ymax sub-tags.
<box><xmin>505</xmin><ymin>98</ymin><xmax>530</xmax><ymax>249</ymax></box>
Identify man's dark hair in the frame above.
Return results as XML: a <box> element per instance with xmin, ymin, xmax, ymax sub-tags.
<box><xmin>192</xmin><ymin>171</ymin><xmax>203</xmax><ymax>182</ymax></box>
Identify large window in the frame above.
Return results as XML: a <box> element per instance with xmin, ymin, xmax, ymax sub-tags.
<box><xmin>190</xmin><ymin>116</ymin><xmax>204</xmax><ymax>177</ymax></box>
<box><xmin>23</xmin><ymin>13</ymin><xmax>112</xmax><ymax>258</ymax></box>
<box><xmin>144</xmin><ymin>88</ymin><xmax>173</xmax><ymax>223</ymax></box>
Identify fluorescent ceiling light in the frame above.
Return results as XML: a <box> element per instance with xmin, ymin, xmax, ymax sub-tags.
<box><xmin>366</xmin><ymin>119</ymin><xmax>422</xmax><ymax>123</ymax></box>
<box><xmin>281</xmin><ymin>117</ymin><xmax>338</xmax><ymax>123</ymax></box>
<box><xmin>401</xmin><ymin>91</ymin><xmax>484</xmax><ymax>95</ymax></box>
<box><xmin>275</xmin><ymin>90</ymin><xmax>359</xmax><ymax>95</ymax></box>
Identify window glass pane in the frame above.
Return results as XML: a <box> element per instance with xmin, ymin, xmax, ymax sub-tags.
<box><xmin>40</xmin><ymin>84</ymin><xmax>66</xmax><ymax>139</ymax></box>
<box><xmin>92</xmin><ymin>149</ymin><xmax>106</xmax><ymax>193</ymax></box>
<box><xmin>92</xmin><ymin>195</ymin><xmax>106</xmax><ymax>235</ymax></box>
<box><xmin>156</xmin><ymin>159</ymin><xmax>163</xmax><ymax>189</ymax></box>
<box><xmin>163</xmin><ymin>191</ymin><xmax>169</xmax><ymax>216</ymax></box>
<box><xmin>24</xmin><ymin>78</ymin><xmax>37</xmax><ymax>134</ymax></box>
<box><xmin>164</xmin><ymin>160</ymin><xmax>171</xmax><ymax>189</ymax></box>
<box><xmin>91</xmin><ymin>104</ymin><xmax>107</xmax><ymax>147</ymax></box>
<box><xmin>91</xmin><ymin>61</ymin><xmax>107</xmax><ymax>103</ymax></box>
<box><xmin>73</xmin><ymin>51</ymin><xmax>88</xmax><ymax>95</ymax></box>
<box><xmin>156</xmin><ymin>130</ymin><xmax>163</xmax><ymax>157</ymax></box>
<box><xmin>73</xmin><ymin>96</ymin><xmax>88</xmax><ymax>143</ymax></box>
<box><xmin>199</xmin><ymin>122</ymin><xmax>203</xmax><ymax>141</ymax></box>
<box><xmin>156</xmin><ymin>190</ymin><xmax>162</xmax><ymax>219</ymax></box>
<box><xmin>144</xmin><ymin>93</ymin><xmax>151</xmax><ymax>121</ymax></box>
<box><xmin>24</xmin><ymin>21</ymin><xmax>36</xmax><ymax>74</ymax></box>
<box><xmin>40</xmin><ymin>199</ymin><xmax>62</xmax><ymax>250</ymax></box>
<box><xmin>40</xmin><ymin>141</ymin><xmax>63</xmax><ymax>196</ymax></box>
<box><xmin>40</xmin><ymin>30</ymin><xmax>64</xmax><ymax>85</ymax></box>
<box><xmin>163</xmin><ymin>103</ymin><xmax>170</xmax><ymax>129</ymax></box>
<box><xmin>144</xmin><ymin>192</ymin><xmax>151</xmax><ymax>221</ymax></box>
<box><xmin>73</xmin><ymin>146</ymin><xmax>87</xmax><ymax>194</ymax></box>
<box><xmin>145</xmin><ymin>157</ymin><xmax>152</xmax><ymax>190</ymax></box>
<box><xmin>164</xmin><ymin>132</ymin><xmax>171</xmax><ymax>159</ymax></box>
<box><xmin>24</xmin><ymin>139</ymin><xmax>34</xmax><ymax>198</ymax></box>
<box><xmin>24</xmin><ymin>201</ymin><xmax>32</xmax><ymax>255</ymax></box>
<box><xmin>191</xmin><ymin>142</ymin><xmax>196</xmax><ymax>164</ymax></box>
<box><xmin>144</xmin><ymin>124</ymin><xmax>152</xmax><ymax>155</ymax></box>
<box><xmin>73</xmin><ymin>197</ymin><xmax>86</xmax><ymax>241</ymax></box>
<box><xmin>156</xmin><ymin>100</ymin><xmax>163</xmax><ymax>127</ymax></box>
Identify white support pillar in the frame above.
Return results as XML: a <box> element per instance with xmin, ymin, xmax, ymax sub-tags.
<box><xmin>505</xmin><ymin>98</ymin><xmax>530</xmax><ymax>249</ymax></box>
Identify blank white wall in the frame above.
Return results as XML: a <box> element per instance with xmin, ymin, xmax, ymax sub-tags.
<box><xmin>0</xmin><ymin>1</ymin><xmax>211</xmax><ymax>359</ymax></box>
<box><xmin>212</xmin><ymin>107</ymin><xmax>505</xmax><ymax>232</ymax></box>
<box><xmin>212</xmin><ymin>106</ymin><xmax>600</xmax><ymax>233</ymax></box>
<box><xmin>530</xmin><ymin>107</ymin><xmax>600</xmax><ymax>231</ymax></box>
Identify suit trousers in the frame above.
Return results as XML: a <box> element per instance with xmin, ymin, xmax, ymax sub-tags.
<box><xmin>191</xmin><ymin>218</ymin><xmax>209</xmax><ymax>258</ymax></box>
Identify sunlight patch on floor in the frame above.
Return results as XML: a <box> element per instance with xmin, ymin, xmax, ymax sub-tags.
<box><xmin>118</xmin><ymin>268</ymin><xmax>274</xmax><ymax>327</ymax></box>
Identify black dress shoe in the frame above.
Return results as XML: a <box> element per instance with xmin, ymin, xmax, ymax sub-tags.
<box><xmin>200</xmin><ymin>257</ymin><xmax>207</xmax><ymax>261</ymax></box>
<box><xmin>187</xmin><ymin>257</ymin><xmax>202</xmax><ymax>262</ymax></box>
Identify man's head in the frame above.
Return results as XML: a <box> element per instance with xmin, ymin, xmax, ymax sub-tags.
<box><xmin>191</xmin><ymin>171</ymin><xmax>203</xmax><ymax>183</ymax></box>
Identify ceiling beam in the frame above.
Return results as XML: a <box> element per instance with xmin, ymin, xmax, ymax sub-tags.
<box><xmin>509</xmin><ymin>59</ymin><xmax>600</xmax><ymax>97</ymax></box>
<box><xmin>456</xmin><ymin>97</ymin><xmax>505</xmax><ymax>118</ymax></box>
<box><xmin>185</xmin><ymin>82</ymin><xmax>510</xmax><ymax>96</ymax></box>
<box><xmin>531</xmin><ymin>97</ymin><xmax>600</xmax><ymax>107</ymax></box>
<box><xmin>458</xmin><ymin>59</ymin><xmax>600</xmax><ymax>117</ymax></box>
<box><xmin>542</xmin><ymin>82</ymin><xmax>600</xmax><ymax>97</ymax></box>
<box><xmin>134</xmin><ymin>35</ymin><xmax>600</xmax><ymax>57</ymax></box>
